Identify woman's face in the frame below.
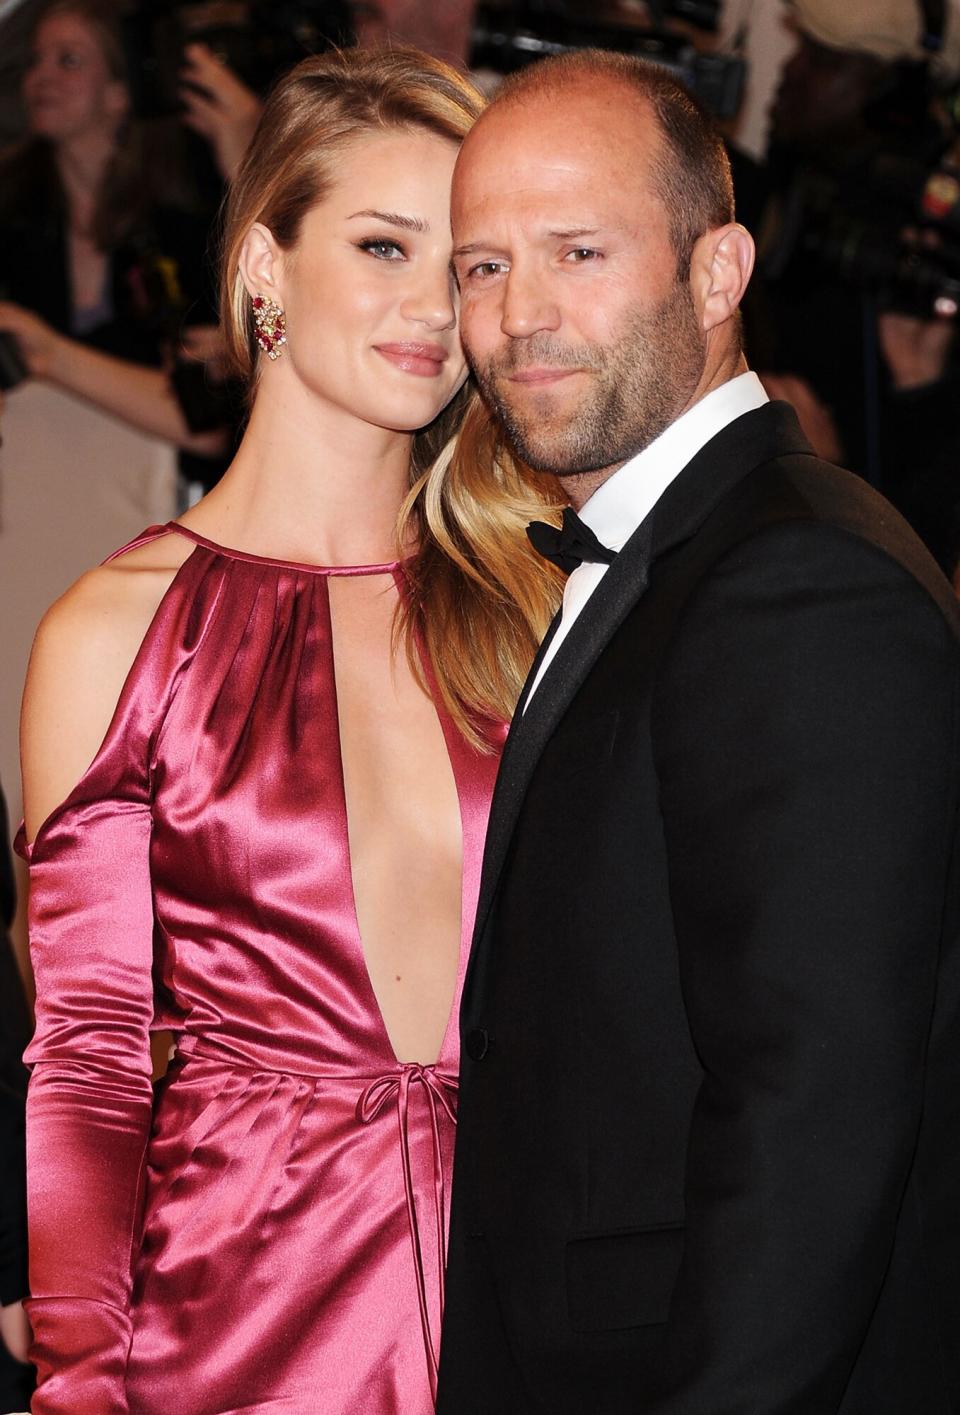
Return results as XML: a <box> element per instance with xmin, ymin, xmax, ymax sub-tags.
<box><xmin>23</xmin><ymin>12</ymin><xmax>128</xmax><ymax>144</ymax></box>
<box><xmin>264</xmin><ymin>126</ymin><xmax>468</xmax><ymax>435</ymax></box>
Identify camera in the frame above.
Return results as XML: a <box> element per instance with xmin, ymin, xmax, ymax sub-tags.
<box><xmin>123</xmin><ymin>0</ymin><xmax>354</xmax><ymax>118</ymax></box>
<box><xmin>764</xmin><ymin>69</ymin><xmax>960</xmax><ymax>319</ymax></box>
<box><xmin>469</xmin><ymin>0</ymin><xmax>745</xmax><ymax>119</ymax></box>
<box><xmin>0</xmin><ymin>332</ymin><xmax>27</xmax><ymax>393</ymax></box>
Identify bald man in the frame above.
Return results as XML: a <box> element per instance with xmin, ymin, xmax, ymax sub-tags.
<box><xmin>437</xmin><ymin>50</ymin><xmax>960</xmax><ymax>1415</ymax></box>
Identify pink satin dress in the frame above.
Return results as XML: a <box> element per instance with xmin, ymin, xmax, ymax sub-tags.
<box><xmin>16</xmin><ymin>523</ymin><xmax>504</xmax><ymax>1415</ymax></box>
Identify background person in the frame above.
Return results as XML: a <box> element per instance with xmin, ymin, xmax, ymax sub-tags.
<box><xmin>0</xmin><ymin>0</ymin><xmax>231</xmax><ymax>457</ymax></box>
<box><xmin>751</xmin><ymin>0</ymin><xmax>960</xmax><ymax>480</ymax></box>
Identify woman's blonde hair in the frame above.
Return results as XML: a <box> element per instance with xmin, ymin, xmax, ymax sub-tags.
<box><xmin>220</xmin><ymin>47</ymin><xmax>563</xmax><ymax>747</ymax></box>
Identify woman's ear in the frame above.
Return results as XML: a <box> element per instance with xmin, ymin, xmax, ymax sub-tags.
<box><xmin>690</xmin><ymin>223</ymin><xmax>755</xmax><ymax>334</ymax></box>
<box><xmin>238</xmin><ymin>223</ymin><xmax>284</xmax><ymax>304</ymax></box>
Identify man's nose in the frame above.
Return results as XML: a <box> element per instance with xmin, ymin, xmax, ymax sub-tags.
<box><xmin>500</xmin><ymin>265</ymin><xmax>560</xmax><ymax>339</ymax></box>
<box><xmin>400</xmin><ymin>266</ymin><xmax>457</xmax><ymax>332</ymax></box>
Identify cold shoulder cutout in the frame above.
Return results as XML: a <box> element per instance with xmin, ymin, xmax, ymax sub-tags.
<box><xmin>18</xmin><ymin>527</ymin><xmax>203</xmax><ymax>858</ymax></box>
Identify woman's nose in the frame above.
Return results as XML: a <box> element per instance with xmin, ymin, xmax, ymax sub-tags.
<box><xmin>400</xmin><ymin>266</ymin><xmax>458</xmax><ymax>332</ymax></box>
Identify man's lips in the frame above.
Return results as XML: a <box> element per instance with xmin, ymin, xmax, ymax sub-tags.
<box><xmin>374</xmin><ymin>342</ymin><xmax>449</xmax><ymax>377</ymax></box>
<box><xmin>506</xmin><ymin>366</ymin><xmax>584</xmax><ymax>386</ymax></box>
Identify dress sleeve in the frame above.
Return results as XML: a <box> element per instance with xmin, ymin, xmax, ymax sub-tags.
<box><xmin>22</xmin><ymin>796</ymin><xmax>156</xmax><ymax>1415</ymax></box>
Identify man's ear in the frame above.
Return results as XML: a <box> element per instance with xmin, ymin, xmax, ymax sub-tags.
<box><xmin>691</xmin><ymin>224</ymin><xmax>755</xmax><ymax>333</ymax></box>
<box><xmin>238</xmin><ymin>223</ymin><xmax>284</xmax><ymax>304</ymax></box>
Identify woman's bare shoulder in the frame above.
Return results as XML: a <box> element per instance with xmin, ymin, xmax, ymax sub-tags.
<box><xmin>30</xmin><ymin>531</ymin><xmax>194</xmax><ymax>672</ymax></box>
<box><xmin>21</xmin><ymin>532</ymin><xmax>195</xmax><ymax>840</ymax></box>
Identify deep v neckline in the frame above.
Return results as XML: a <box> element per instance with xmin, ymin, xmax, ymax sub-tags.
<box><xmin>324</xmin><ymin>568</ymin><xmax>469</xmax><ymax>1071</ymax></box>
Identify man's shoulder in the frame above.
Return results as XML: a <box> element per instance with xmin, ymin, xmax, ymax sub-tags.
<box><xmin>650</xmin><ymin>432</ymin><xmax>960</xmax><ymax>645</ymax></box>
<box><xmin>747</xmin><ymin>453</ymin><xmax>959</xmax><ymax>629</ymax></box>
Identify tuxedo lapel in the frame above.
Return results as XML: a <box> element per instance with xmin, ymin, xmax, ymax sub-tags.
<box><xmin>468</xmin><ymin>400</ymin><xmax>815</xmax><ymax>974</ymax></box>
<box><xmin>472</xmin><ymin>520</ymin><xmax>653</xmax><ymax>946</ymax></box>
<box><xmin>514</xmin><ymin>608</ymin><xmax>562</xmax><ymax>719</ymax></box>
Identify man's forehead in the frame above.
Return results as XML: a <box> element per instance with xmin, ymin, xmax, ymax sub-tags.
<box><xmin>453</xmin><ymin>106</ymin><xmax>661</xmax><ymax>238</ymax></box>
<box><xmin>455</xmin><ymin>83</ymin><xmax>659</xmax><ymax>194</ymax></box>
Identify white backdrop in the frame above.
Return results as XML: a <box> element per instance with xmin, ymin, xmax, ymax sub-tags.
<box><xmin>0</xmin><ymin>381</ymin><xmax>177</xmax><ymax>978</ymax></box>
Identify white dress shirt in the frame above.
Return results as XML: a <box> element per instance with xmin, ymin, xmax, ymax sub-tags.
<box><xmin>524</xmin><ymin>371</ymin><xmax>769</xmax><ymax>710</ymax></box>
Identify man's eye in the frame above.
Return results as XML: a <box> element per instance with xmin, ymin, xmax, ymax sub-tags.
<box><xmin>565</xmin><ymin>248</ymin><xmax>600</xmax><ymax>263</ymax></box>
<box><xmin>357</xmin><ymin>239</ymin><xmax>405</xmax><ymax>260</ymax></box>
<box><xmin>59</xmin><ymin>50</ymin><xmax>82</xmax><ymax>69</ymax></box>
<box><xmin>467</xmin><ymin>261</ymin><xmax>506</xmax><ymax>280</ymax></box>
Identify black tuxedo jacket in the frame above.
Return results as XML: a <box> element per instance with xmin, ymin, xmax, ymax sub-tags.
<box><xmin>437</xmin><ymin>402</ymin><xmax>960</xmax><ymax>1415</ymax></box>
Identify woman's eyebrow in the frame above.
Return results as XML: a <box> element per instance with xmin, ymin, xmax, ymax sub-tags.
<box><xmin>347</xmin><ymin>210</ymin><xmax>428</xmax><ymax>232</ymax></box>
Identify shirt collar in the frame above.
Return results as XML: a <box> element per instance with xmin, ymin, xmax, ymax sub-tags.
<box><xmin>578</xmin><ymin>371</ymin><xmax>769</xmax><ymax>551</ymax></box>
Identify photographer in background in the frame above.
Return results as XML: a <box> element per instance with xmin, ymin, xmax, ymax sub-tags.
<box><xmin>880</xmin><ymin>307</ymin><xmax>960</xmax><ymax>587</ymax></box>
<box><xmin>751</xmin><ymin>0</ymin><xmax>960</xmax><ymax>583</ymax></box>
<box><xmin>177</xmin><ymin>40</ymin><xmax>264</xmax><ymax>185</ymax></box>
<box><xmin>0</xmin><ymin>0</ymin><xmax>235</xmax><ymax>459</ymax></box>
<box><xmin>354</xmin><ymin>0</ymin><xmax>476</xmax><ymax>67</ymax></box>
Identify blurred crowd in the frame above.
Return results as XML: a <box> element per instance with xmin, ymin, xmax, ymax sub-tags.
<box><xmin>1</xmin><ymin>0</ymin><xmax>958</xmax><ymax>556</ymax></box>
<box><xmin>1</xmin><ymin>0</ymin><xmax>959</xmax><ymax>1402</ymax></box>
<box><xmin>734</xmin><ymin>0</ymin><xmax>960</xmax><ymax>589</ymax></box>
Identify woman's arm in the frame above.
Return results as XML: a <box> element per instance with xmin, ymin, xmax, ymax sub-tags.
<box><xmin>0</xmin><ymin>301</ymin><xmax>228</xmax><ymax>457</ymax></box>
<box><xmin>22</xmin><ymin>563</ymin><xmax>169</xmax><ymax>840</ymax></box>
<box><xmin>0</xmin><ymin>1301</ymin><xmax>31</xmax><ymax>1365</ymax></box>
<box><xmin>21</xmin><ymin>556</ymin><xmax>180</xmax><ymax>1415</ymax></box>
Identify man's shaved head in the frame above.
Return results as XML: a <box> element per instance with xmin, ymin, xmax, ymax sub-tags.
<box><xmin>485</xmin><ymin>49</ymin><xmax>734</xmax><ymax>279</ymax></box>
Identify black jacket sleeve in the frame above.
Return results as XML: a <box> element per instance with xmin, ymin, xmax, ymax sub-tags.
<box><xmin>648</xmin><ymin>518</ymin><xmax>959</xmax><ymax>1413</ymax></box>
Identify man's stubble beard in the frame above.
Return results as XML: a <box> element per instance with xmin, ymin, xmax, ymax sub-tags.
<box><xmin>472</xmin><ymin>279</ymin><xmax>707</xmax><ymax>478</ymax></box>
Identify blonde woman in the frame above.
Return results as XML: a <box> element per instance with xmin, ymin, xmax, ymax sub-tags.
<box><xmin>17</xmin><ymin>48</ymin><xmax>560</xmax><ymax>1415</ymax></box>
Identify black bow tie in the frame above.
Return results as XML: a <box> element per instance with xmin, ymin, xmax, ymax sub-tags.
<box><xmin>526</xmin><ymin>507</ymin><xmax>618</xmax><ymax>574</ymax></box>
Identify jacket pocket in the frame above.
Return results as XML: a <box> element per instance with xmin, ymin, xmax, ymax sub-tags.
<box><xmin>565</xmin><ymin>1222</ymin><xmax>684</xmax><ymax>1332</ymax></box>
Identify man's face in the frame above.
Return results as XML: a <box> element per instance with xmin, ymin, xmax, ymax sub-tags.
<box><xmin>451</xmin><ymin>80</ymin><xmax>707</xmax><ymax>481</ymax></box>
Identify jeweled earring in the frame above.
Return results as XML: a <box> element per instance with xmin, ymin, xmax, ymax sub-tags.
<box><xmin>252</xmin><ymin>293</ymin><xmax>286</xmax><ymax>360</ymax></box>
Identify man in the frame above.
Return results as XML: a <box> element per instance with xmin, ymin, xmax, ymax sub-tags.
<box><xmin>437</xmin><ymin>49</ymin><xmax>960</xmax><ymax>1415</ymax></box>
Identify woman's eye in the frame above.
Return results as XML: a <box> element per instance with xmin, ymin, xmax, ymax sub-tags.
<box><xmin>357</xmin><ymin>239</ymin><xmax>405</xmax><ymax>261</ymax></box>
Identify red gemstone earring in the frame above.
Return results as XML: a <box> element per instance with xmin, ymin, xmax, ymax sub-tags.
<box><xmin>252</xmin><ymin>292</ymin><xmax>286</xmax><ymax>360</ymax></box>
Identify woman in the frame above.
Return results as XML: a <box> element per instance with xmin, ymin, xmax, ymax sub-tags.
<box><xmin>0</xmin><ymin>0</ymin><xmax>227</xmax><ymax>455</ymax></box>
<box><xmin>17</xmin><ymin>46</ymin><xmax>561</xmax><ymax>1415</ymax></box>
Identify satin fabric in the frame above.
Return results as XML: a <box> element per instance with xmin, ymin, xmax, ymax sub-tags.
<box><xmin>17</xmin><ymin>524</ymin><xmax>503</xmax><ymax>1415</ymax></box>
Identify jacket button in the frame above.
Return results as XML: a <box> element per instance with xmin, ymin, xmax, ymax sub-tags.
<box><xmin>465</xmin><ymin>1027</ymin><xmax>490</xmax><ymax>1061</ymax></box>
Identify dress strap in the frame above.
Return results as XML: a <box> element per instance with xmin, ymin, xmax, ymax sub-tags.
<box><xmin>101</xmin><ymin>524</ymin><xmax>176</xmax><ymax>564</ymax></box>
<box><xmin>357</xmin><ymin>1063</ymin><xmax>458</xmax><ymax>1403</ymax></box>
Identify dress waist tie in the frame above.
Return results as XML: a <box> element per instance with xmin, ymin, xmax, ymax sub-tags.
<box><xmin>357</xmin><ymin>1063</ymin><xmax>458</xmax><ymax>1404</ymax></box>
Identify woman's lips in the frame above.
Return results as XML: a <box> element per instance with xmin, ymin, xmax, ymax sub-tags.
<box><xmin>374</xmin><ymin>343</ymin><xmax>449</xmax><ymax>377</ymax></box>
